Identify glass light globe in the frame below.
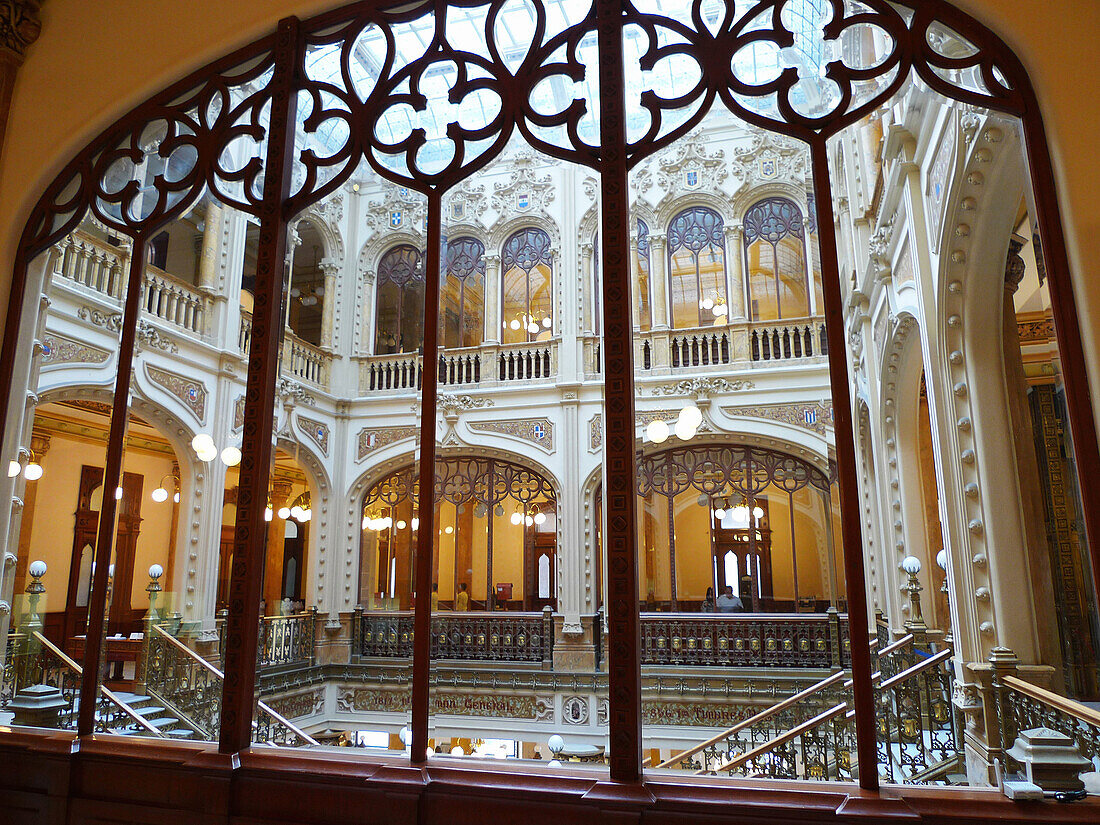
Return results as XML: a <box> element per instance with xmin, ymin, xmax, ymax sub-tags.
<box><xmin>412</xmin><ymin>518</ymin><xmax>420</xmax><ymax>529</ymax></box>
<box><xmin>265</xmin><ymin>507</ymin><xmax>273</xmax><ymax>522</ymax></box>
<box><xmin>752</xmin><ymin>506</ymin><xmax>764</xmax><ymax>520</ymax></box>
<box><xmin>399</xmin><ymin>726</ymin><xmax>411</xmax><ymax>746</ymax></box>
<box><xmin>151</xmin><ymin>487</ymin><xmax>169</xmax><ymax>503</ymax></box>
<box><xmin>290</xmin><ymin>506</ymin><xmax>304</xmax><ymax>520</ymax></box>
<box><xmin>547</xmin><ymin>734</ymin><xmax>565</xmax><ymax>754</ymax></box>
<box><xmin>396</xmin><ymin>520</ymin><xmax>407</xmax><ymax>530</ymax></box>
<box><xmin>525</xmin><ymin>515</ymin><xmax>534</xmax><ymax>527</ymax></box>
<box><xmin>300</xmin><ymin>509</ymin><xmax>312</xmax><ymax>522</ymax></box>
<box><xmin>197</xmin><ymin>445</ymin><xmax>218</xmax><ymax>462</ymax></box>
<box><xmin>542</xmin><ymin>317</ymin><xmax>552</xmax><ymax>328</ymax></box>
<box><xmin>646</xmin><ymin>419</ymin><xmax>669</xmax><ymax>444</ymax></box>
<box><xmin>114</xmin><ymin>486</ymin><xmax>123</xmax><ymax>500</ymax></box>
<box><xmin>674</xmin><ymin>418</ymin><xmax>696</xmax><ymax>441</ymax></box>
<box><xmin>173</xmin><ymin>492</ymin><xmax>180</xmax><ymax>503</ymax></box>
<box><xmin>28</xmin><ymin>560</ymin><xmax>46</xmax><ymax>578</ymax></box>
<box><xmin>450</xmin><ymin>746</ymin><xmax>464</xmax><ymax>756</ymax></box>
<box><xmin>510</xmin><ymin>512</ymin><xmax>523</xmax><ymax>525</ymax></box>
<box><xmin>148</xmin><ymin>563</ymin><xmax>164</xmax><ymax>579</ymax></box>
<box><xmin>7</xmin><ymin>460</ymin><xmax>21</xmax><ymax>478</ymax></box>
<box><xmin>677</xmin><ymin>404</ymin><xmax>702</xmax><ymax>430</ymax></box>
<box><xmin>534</xmin><ymin>512</ymin><xmax>546</xmax><ymax>525</ymax></box>
<box><xmin>362</xmin><ymin>516</ymin><xmax>369</xmax><ymax>530</ymax></box>
<box><xmin>278</xmin><ymin>506</ymin><xmax>291</xmax><ymax>520</ymax></box>
<box><xmin>221</xmin><ymin>446</ymin><xmax>242</xmax><ymax>466</ymax></box>
<box><xmin>527</xmin><ymin>322</ymin><xmax>539</xmax><ymax>334</ymax></box>
<box><xmin>510</xmin><ymin>319</ymin><xmax>521</xmax><ymax>330</ymax></box>
<box><xmin>23</xmin><ymin>462</ymin><xmax>43</xmax><ymax>481</ymax></box>
<box><xmin>191</xmin><ymin>433</ymin><xmax>215</xmax><ymax>455</ymax></box>
<box><xmin>936</xmin><ymin>549</ymin><xmax>947</xmax><ymax>570</ymax></box>
<box><xmin>713</xmin><ymin>508</ymin><xmax>725</xmax><ymax>520</ymax></box>
<box><xmin>701</xmin><ymin>297</ymin><xmax>714</xmax><ymax>310</ymax></box>
<box><xmin>901</xmin><ymin>555</ymin><xmax>922</xmax><ymax>575</ymax></box>
<box><xmin>714</xmin><ymin>303</ymin><xmax>728</xmax><ymax>316</ymax></box>
<box><xmin>444</xmin><ymin>525</ymin><xmax>453</xmax><ymax>534</ymax></box>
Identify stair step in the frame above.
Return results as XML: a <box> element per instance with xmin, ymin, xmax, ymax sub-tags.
<box><xmin>146</xmin><ymin>717</ymin><xmax>184</xmax><ymax>728</ymax></box>
<box><xmin>167</xmin><ymin>729</ymin><xmax>195</xmax><ymax>738</ymax></box>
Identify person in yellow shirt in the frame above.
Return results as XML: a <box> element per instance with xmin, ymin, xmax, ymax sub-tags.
<box><xmin>455</xmin><ymin>582</ymin><xmax>469</xmax><ymax>611</ymax></box>
<box><xmin>430</xmin><ymin>583</ymin><xmax>439</xmax><ymax>612</ymax></box>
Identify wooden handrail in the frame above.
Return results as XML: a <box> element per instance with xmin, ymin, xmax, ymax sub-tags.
<box><xmin>1003</xmin><ymin>674</ymin><xmax>1100</xmax><ymax>728</ymax></box>
<box><xmin>654</xmin><ymin>670</ymin><xmax>847</xmax><ymax>769</ymax></box>
<box><xmin>877</xmin><ymin>633</ymin><xmax>914</xmax><ymax>659</ymax></box>
<box><xmin>878</xmin><ymin>647</ymin><xmax>952</xmax><ymax>693</ymax></box>
<box><xmin>653</xmin><ymin>638</ymin><xmax>879</xmax><ymax>771</ymax></box>
<box><xmin>711</xmin><ymin>702</ymin><xmax>849</xmax><ymax>773</ymax></box>
<box><xmin>30</xmin><ymin>631</ymin><xmax>163</xmax><ymax>737</ymax></box>
<box><xmin>151</xmin><ymin>624</ymin><xmax>319</xmax><ymax>746</ymax></box>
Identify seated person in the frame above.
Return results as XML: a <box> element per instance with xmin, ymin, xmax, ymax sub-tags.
<box><xmin>716</xmin><ymin>585</ymin><xmax>744</xmax><ymax>613</ymax></box>
<box><xmin>701</xmin><ymin>586</ymin><xmax>716</xmax><ymax>613</ymax></box>
<box><xmin>455</xmin><ymin>582</ymin><xmax>469</xmax><ymax>611</ymax></box>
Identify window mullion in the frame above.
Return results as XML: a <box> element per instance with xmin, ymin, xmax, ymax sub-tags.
<box><xmin>595</xmin><ymin>0</ymin><xmax>642</xmax><ymax>784</ymax></box>
<box><xmin>217</xmin><ymin>15</ymin><xmax>300</xmax><ymax>755</ymax></box>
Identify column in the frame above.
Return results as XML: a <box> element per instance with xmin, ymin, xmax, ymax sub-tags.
<box><xmin>649</xmin><ymin>234</ymin><xmax>668</xmax><ymax>329</ymax></box>
<box><xmin>319</xmin><ymin>259</ymin><xmax>339</xmax><ymax>351</ymax></box>
<box><xmin>13</xmin><ymin>431</ymin><xmax>49</xmax><ymax>595</ymax></box>
<box><xmin>197</xmin><ymin>200</ymin><xmax>223</xmax><ymax>292</ymax></box>
<box><xmin>484</xmin><ymin>253</ymin><xmax>501</xmax><ymax>345</ymax></box>
<box><xmin>629</xmin><ymin>234</ymin><xmax>642</xmax><ymax>329</ymax></box>
<box><xmin>724</xmin><ymin>225</ymin><xmax>746</xmax><ymax>320</ymax></box>
<box><xmin>264</xmin><ymin>480</ymin><xmax>293</xmax><ymax>612</ymax></box>
<box><xmin>579</xmin><ymin>242</ymin><xmax>594</xmax><ymax>335</ymax></box>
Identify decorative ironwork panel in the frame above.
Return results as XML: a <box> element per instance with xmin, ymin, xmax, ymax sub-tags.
<box><xmin>743</xmin><ymin>197</ymin><xmax>804</xmax><ymax>245</ymax></box>
<box><xmin>640</xmin><ymin>613</ymin><xmax>835</xmax><ymax>669</ymax></box>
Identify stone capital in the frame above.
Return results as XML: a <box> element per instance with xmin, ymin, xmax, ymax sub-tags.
<box><xmin>0</xmin><ymin>0</ymin><xmax>42</xmax><ymax>63</ymax></box>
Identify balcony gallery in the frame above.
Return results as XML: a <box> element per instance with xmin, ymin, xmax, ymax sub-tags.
<box><xmin>1</xmin><ymin>0</ymin><xmax>1098</xmax><ymax>813</ymax></box>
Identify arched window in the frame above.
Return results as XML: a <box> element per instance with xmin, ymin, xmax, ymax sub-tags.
<box><xmin>667</xmin><ymin>206</ymin><xmax>726</xmax><ymax>328</ymax></box>
<box><xmin>501</xmin><ymin>227</ymin><xmax>553</xmax><ymax>343</ymax></box>
<box><xmin>744</xmin><ymin>197</ymin><xmax>810</xmax><ymax>321</ymax></box>
<box><xmin>442</xmin><ymin>236</ymin><xmax>485</xmax><ymax>349</ymax></box>
<box><xmin>636</xmin><ymin>218</ymin><xmax>652</xmax><ymax>332</ymax></box>
<box><xmin>374</xmin><ymin>244</ymin><xmax>424</xmax><ymax>354</ymax></box>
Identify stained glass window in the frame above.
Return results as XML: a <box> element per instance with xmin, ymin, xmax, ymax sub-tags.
<box><xmin>375</xmin><ymin>244</ymin><xmax>424</xmax><ymax>354</ymax></box>
<box><xmin>668</xmin><ymin>206</ymin><xmax>726</xmax><ymax>328</ymax></box>
<box><xmin>501</xmin><ymin>227</ymin><xmax>553</xmax><ymax>344</ymax></box>
<box><xmin>744</xmin><ymin>197</ymin><xmax>810</xmax><ymax>321</ymax></box>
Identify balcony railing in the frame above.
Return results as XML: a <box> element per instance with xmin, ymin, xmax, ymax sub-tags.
<box><xmin>52</xmin><ymin>230</ymin><xmax>211</xmax><ymax>336</ymax></box>
<box><xmin>359</xmin><ymin>339</ymin><xmax>559</xmax><ymax>394</ymax></box>
<box><xmin>640</xmin><ymin>611</ymin><xmax>849</xmax><ymax>669</ymax></box>
<box><xmin>632</xmin><ymin>318</ymin><xmax>827</xmax><ymax>373</ymax></box>
<box><xmin>257</xmin><ymin>610</ymin><xmax>317</xmax><ymax>669</ymax></box>
<box><xmin>749</xmin><ymin>320</ymin><xmax>827</xmax><ymax>362</ymax></box>
<box><xmin>352</xmin><ymin>609</ymin><xmax>554</xmax><ymax>666</ymax></box>
<box><xmin>287</xmin><ymin>335</ymin><xmax>330</xmax><ymax>387</ymax></box>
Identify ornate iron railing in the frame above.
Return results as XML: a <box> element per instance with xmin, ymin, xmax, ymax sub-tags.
<box><xmin>640</xmin><ymin>612</ymin><xmax>848</xmax><ymax>669</ymax></box>
<box><xmin>353</xmin><ymin>609</ymin><xmax>553</xmax><ymax>665</ymax></box>
<box><xmin>1003</xmin><ymin>674</ymin><xmax>1100</xmax><ymax>766</ymax></box>
<box><xmin>146</xmin><ymin>623</ymin><xmax>318</xmax><ymax>746</ymax></box>
<box><xmin>258</xmin><ymin>609</ymin><xmax>316</xmax><ymax>669</ymax></box>
<box><xmin>875</xmin><ymin>648</ymin><xmax>957</xmax><ymax>783</ymax></box>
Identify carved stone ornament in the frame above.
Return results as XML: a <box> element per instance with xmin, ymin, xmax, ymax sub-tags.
<box><xmin>357</xmin><ymin>425</ymin><xmax>418</xmax><ymax>460</ymax></box>
<box><xmin>77</xmin><ymin>304</ymin><xmax>122</xmax><ymax>331</ymax></box>
<box><xmin>277</xmin><ymin>377</ymin><xmax>316</xmax><ymax>407</ymax></box>
<box><xmin>145</xmin><ymin>364</ymin><xmax>207</xmax><ymax>422</ymax></box>
<box><xmin>731</xmin><ymin>131</ymin><xmax>810</xmax><ymax>186</ymax></box>
<box><xmin>721</xmin><ymin>401</ymin><xmax>834</xmax><ymax>437</ymax></box>
<box><xmin>40</xmin><ymin>332</ymin><xmax>109</xmax><ymax>366</ymax></box>
<box><xmin>264</xmin><ymin>689</ymin><xmax>324</xmax><ymax>720</ymax></box>
<box><xmin>362</xmin><ymin>183</ymin><xmax>427</xmax><ymax>236</ymax></box>
<box><xmin>77</xmin><ymin>306</ymin><xmax>178</xmax><ymax>353</ymax></box>
<box><xmin>652</xmin><ymin>377</ymin><xmax>754</xmax><ymax>397</ymax></box>
<box><xmin>490</xmin><ymin>155</ymin><xmax>555</xmax><ymax>216</ymax></box>
<box><xmin>438</xmin><ymin>393</ymin><xmax>494</xmax><ymax>416</ymax></box>
<box><xmin>589</xmin><ymin>413</ymin><xmax>603</xmax><ymax>452</ymax></box>
<box><xmin>467</xmin><ymin>417</ymin><xmax>555</xmax><ymax>452</ymax></box>
<box><xmin>442</xmin><ymin>179</ymin><xmax>488</xmax><ymax>226</ymax></box>
<box><xmin>561</xmin><ymin>695</ymin><xmax>590</xmax><ymax>726</ymax></box>
<box><xmin>296</xmin><ymin>414</ymin><xmax>330</xmax><ymax>456</ymax></box>
<box><xmin>233</xmin><ymin>395</ymin><xmax>245</xmax><ymax>431</ymax></box>
<box><xmin>0</xmin><ymin>0</ymin><xmax>43</xmax><ymax>61</ymax></box>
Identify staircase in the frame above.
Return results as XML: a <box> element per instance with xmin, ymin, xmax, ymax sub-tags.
<box><xmin>102</xmin><ymin>691</ymin><xmax>200</xmax><ymax>739</ymax></box>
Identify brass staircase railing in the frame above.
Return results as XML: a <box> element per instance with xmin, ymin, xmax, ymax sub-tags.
<box><xmin>1002</xmin><ymin>674</ymin><xmax>1100</xmax><ymax>766</ymax></box>
<box><xmin>147</xmin><ymin>624</ymin><xmax>319</xmax><ymax>747</ymax></box>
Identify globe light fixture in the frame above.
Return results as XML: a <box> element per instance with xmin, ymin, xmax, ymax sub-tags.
<box><xmin>646</xmin><ymin>419</ymin><xmax>669</xmax><ymax>444</ymax></box>
<box><xmin>264</xmin><ymin>506</ymin><xmax>273</xmax><ymax>522</ymax></box>
<box><xmin>542</xmin><ymin>317</ymin><xmax>552</xmax><ymax>328</ymax></box>
<box><xmin>450</xmin><ymin>746</ymin><xmax>464</xmax><ymax>756</ymax></box>
<box><xmin>509</xmin><ymin>319</ymin><xmax>521</xmax><ymax>330</ymax></box>
<box><xmin>278</xmin><ymin>506</ymin><xmax>291</xmax><ymax>520</ymax></box>
<box><xmin>752</xmin><ymin>505</ymin><xmax>764</xmax><ymax>520</ymax></box>
<box><xmin>901</xmin><ymin>555</ymin><xmax>922</xmax><ymax>575</ymax></box>
<box><xmin>547</xmin><ymin>734</ymin><xmax>565</xmax><ymax>757</ymax></box>
<box><xmin>411</xmin><ymin>518</ymin><xmax>420</xmax><ymax>530</ymax></box>
<box><xmin>444</xmin><ymin>525</ymin><xmax>454</xmax><ymax>534</ymax></box>
<box><xmin>936</xmin><ymin>549</ymin><xmax>947</xmax><ymax>571</ymax></box>
<box><xmin>7</xmin><ymin>460</ymin><xmax>21</xmax><ymax>478</ymax></box>
<box><xmin>510</xmin><ymin>512</ymin><xmax>523</xmax><ymax>526</ymax></box>
<box><xmin>28</xmin><ymin>559</ymin><xmax>47</xmax><ymax>579</ymax></box>
<box><xmin>677</xmin><ymin>404</ymin><xmax>702</xmax><ymax>430</ymax></box>
<box><xmin>23</xmin><ymin>462</ymin><xmax>43</xmax><ymax>481</ymax></box>
<box><xmin>114</xmin><ymin>486</ymin><xmax>123</xmax><ymax>500</ymax></box>
<box><xmin>152</xmin><ymin>487</ymin><xmax>169</xmax><ymax>503</ymax></box>
<box><xmin>533</xmin><ymin>512</ymin><xmax>546</xmax><ymax>525</ymax></box>
<box><xmin>713</xmin><ymin>508</ymin><xmax>725</xmax><ymax>520</ymax></box>
<box><xmin>191</xmin><ymin>433</ymin><xmax>216</xmax><ymax>456</ymax></box>
<box><xmin>525</xmin><ymin>515</ymin><xmax>534</xmax><ymax>527</ymax></box>
<box><xmin>220</xmin><ymin>445</ymin><xmax>242</xmax><ymax>466</ymax></box>
<box><xmin>674</xmin><ymin>418</ymin><xmax>696</xmax><ymax>441</ymax></box>
<box><xmin>527</xmin><ymin>322</ymin><xmax>539</xmax><ymax>334</ymax></box>
<box><xmin>396</xmin><ymin>520</ymin><xmax>407</xmax><ymax>530</ymax></box>
<box><xmin>700</xmin><ymin>297</ymin><xmax>714</xmax><ymax>310</ymax></box>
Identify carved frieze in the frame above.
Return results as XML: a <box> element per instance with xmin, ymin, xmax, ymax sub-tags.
<box><xmin>40</xmin><ymin>333</ymin><xmax>109</xmax><ymax>366</ymax></box>
<box><xmin>336</xmin><ymin>687</ymin><xmax>552</xmax><ymax>721</ymax></box>
<box><xmin>146</xmin><ymin>365</ymin><xmax>207</xmax><ymax>422</ymax></box>
<box><xmin>296</xmin><ymin>414</ymin><xmax>330</xmax><ymax>456</ymax></box>
<box><xmin>720</xmin><ymin>401</ymin><xmax>833</xmax><ymax>437</ymax></box>
<box><xmin>642</xmin><ymin>700</ymin><xmax>752</xmax><ymax>728</ymax></box>
<box><xmin>265</xmin><ymin>689</ymin><xmax>324</xmax><ymax>720</ymax></box>
<box><xmin>588</xmin><ymin>413</ymin><xmax>602</xmax><ymax>452</ymax></box>
<box><xmin>466</xmin><ymin>417</ymin><xmax>554</xmax><ymax>452</ymax></box>
<box><xmin>357</xmin><ymin>425</ymin><xmax>418</xmax><ymax>460</ymax></box>
<box><xmin>277</xmin><ymin>377</ymin><xmax>316</xmax><ymax>406</ymax></box>
<box><xmin>652</xmin><ymin>377</ymin><xmax>754</xmax><ymax>397</ymax></box>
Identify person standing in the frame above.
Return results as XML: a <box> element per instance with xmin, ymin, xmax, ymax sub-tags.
<box><xmin>716</xmin><ymin>585</ymin><xmax>743</xmax><ymax>613</ymax></box>
<box><xmin>455</xmin><ymin>582</ymin><xmax>469</xmax><ymax>611</ymax></box>
<box><xmin>701</xmin><ymin>586</ymin><xmax>717</xmax><ymax>613</ymax></box>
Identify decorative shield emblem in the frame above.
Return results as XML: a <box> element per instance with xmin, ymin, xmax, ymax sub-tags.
<box><xmin>451</xmin><ymin>200</ymin><xmax>464</xmax><ymax>220</ymax></box>
<box><xmin>398</xmin><ymin>186</ymin><xmax>411</xmax><ymax>199</ymax></box>
<box><xmin>685</xmin><ymin>169</ymin><xmax>699</xmax><ymax>188</ymax></box>
<box><xmin>760</xmin><ymin>158</ymin><xmax>778</xmax><ymax>179</ymax></box>
<box><xmin>517</xmin><ymin>193</ymin><xmax>530</xmax><ymax>210</ymax></box>
<box><xmin>390</xmin><ymin>211</ymin><xmax>403</xmax><ymax>228</ymax></box>
<box><xmin>533</xmin><ymin>423</ymin><xmax>546</xmax><ymax>440</ymax></box>
<box><xmin>803</xmin><ymin>408</ymin><xmax>818</xmax><ymax>425</ymax></box>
